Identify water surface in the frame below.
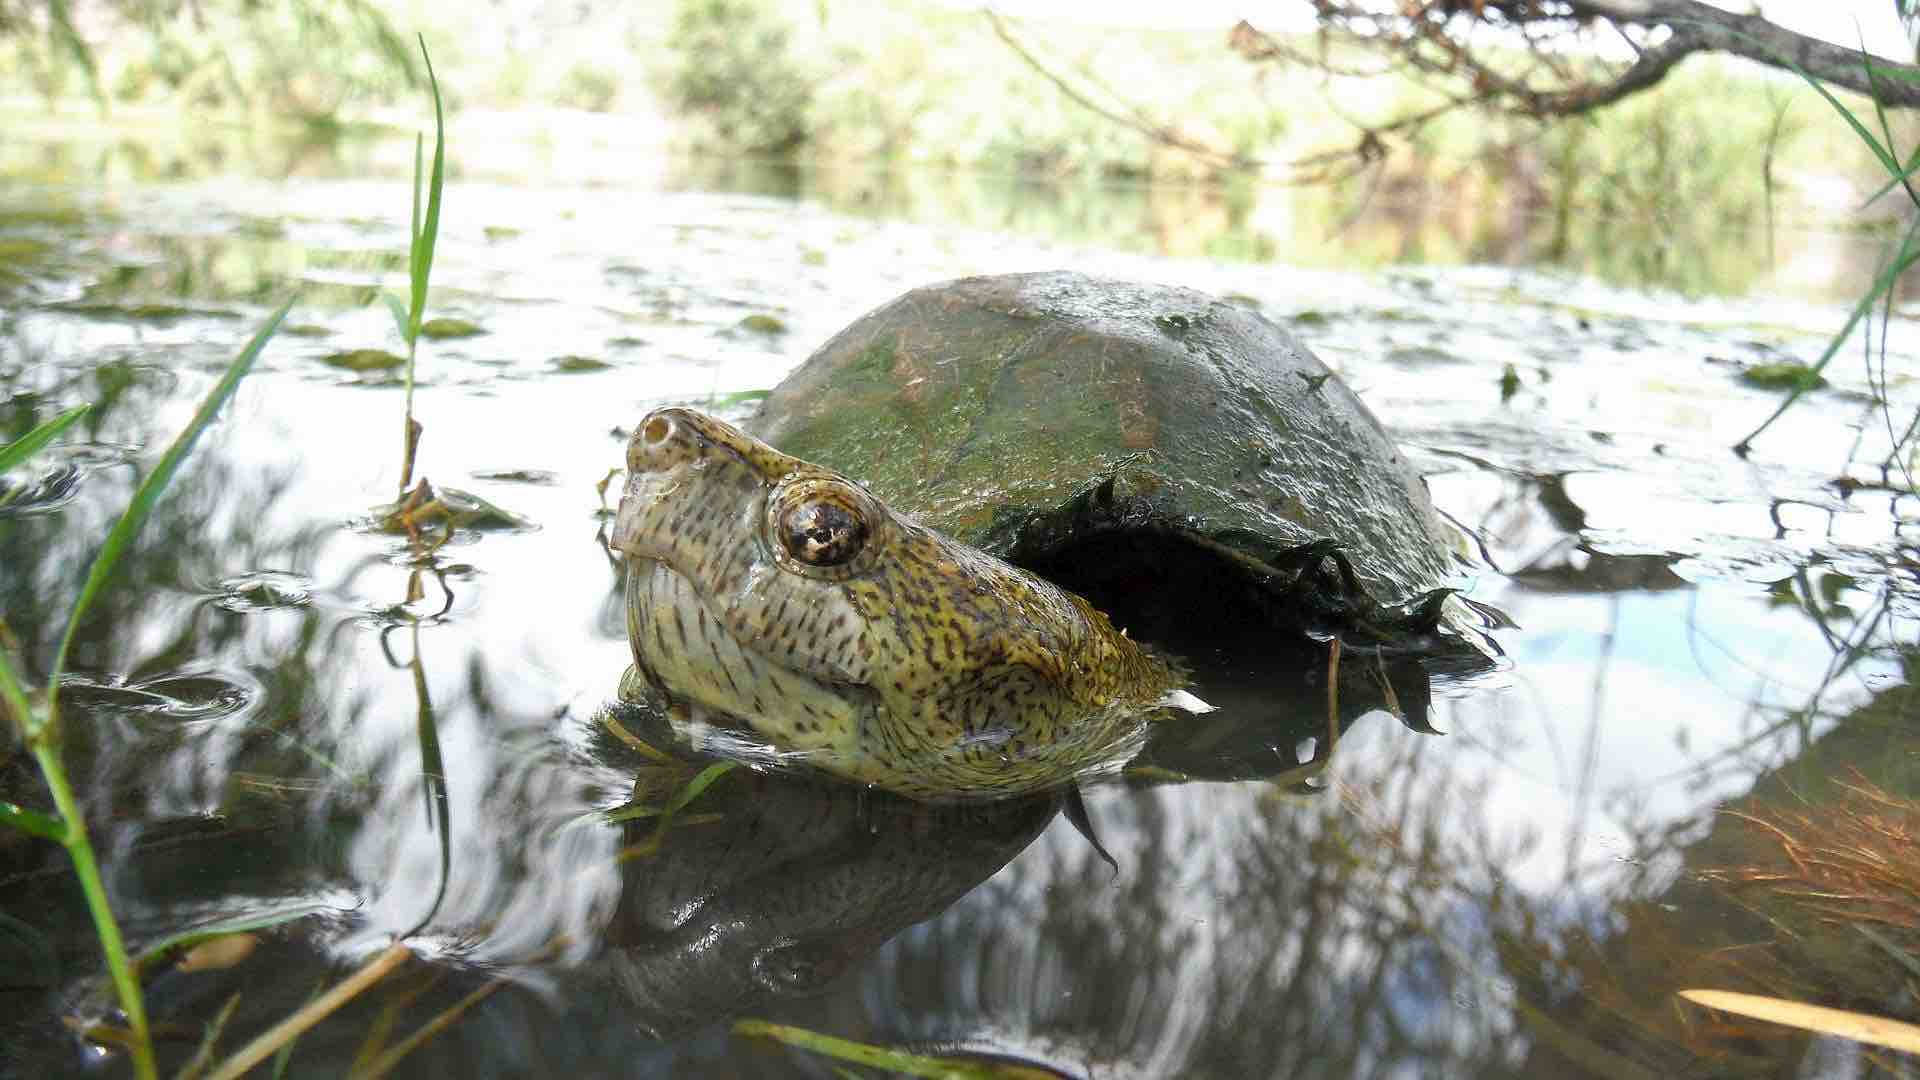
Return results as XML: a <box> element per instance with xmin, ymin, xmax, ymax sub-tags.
<box><xmin>1</xmin><ymin>124</ymin><xmax>1916</xmax><ymax>1077</ymax></box>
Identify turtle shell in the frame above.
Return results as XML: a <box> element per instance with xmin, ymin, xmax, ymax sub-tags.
<box><xmin>750</xmin><ymin>271</ymin><xmax>1486</xmax><ymax>662</ymax></box>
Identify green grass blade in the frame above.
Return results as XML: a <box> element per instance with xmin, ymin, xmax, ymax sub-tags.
<box><xmin>733</xmin><ymin>1019</ymin><xmax>1058</xmax><ymax>1078</ymax></box>
<box><xmin>403</xmin><ymin>623</ymin><xmax>451</xmax><ymax>939</ymax></box>
<box><xmin>0</xmin><ymin>404</ymin><xmax>90</xmax><ymax>476</ymax></box>
<box><xmin>405</xmin><ymin>133</ymin><xmax>423</xmax><ymax>343</ymax></box>
<box><xmin>0</xmin><ymin>632</ymin><xmax>38</xmax><ymax>740</ymax></box>
<box><xmin>405</xmin><ymin>37</ymin><xmax>446</xmax><ymax>340</ymax></box>
<box><xmin>50</xmin><ymin>299</ymin><xmax>292</xmax><ymax>682</ymax></box>
<box><xmin>382</xmin><ymin>291</ymin><xmax>411</xmax><ymax>345</ymax></box>
<box><xmin>1737</xmin><ymin>216</ymin><xmax>1920</xmax><ymax>451</ymax></box>
<box><xmin>1863</xmin><ymin>32</ymin><xmax>1919</xmax><ymax>208</ymax></box>
<box><xmin>28</xmin><ymin>735</ymin><xmax>155</xmax><ymax>1078</ymax></box>
<box><xmin>1857</xmin><ymin>151</ymin><xmax>1920</xmax><ymax>208</ymax></box>
<box><xmin>0</xmin><ymin>799</ymin><xmax>65</xmax><ymax>843</ymax></box>
<box><xmin>132</xmin><ymin>902</ymin><xmax>336</xmax><ymax>977</ymax></box>
<box><xmin>1730</xmin><ymin>30</ymin><xmax>1899</xmax><ymax>177</ymax></box>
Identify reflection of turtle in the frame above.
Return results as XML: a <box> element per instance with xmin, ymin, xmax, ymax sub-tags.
<box><xmin>611</xmin><ymin>273</ymin><xmax>1495</xmax><ymax>801</ymax></box>
<box><xmin>751</xmin><ymin>271</ymin><xmax>1492</xmax><ymax>662</ymax></box>
<box><xmin>605</xmin><ymin>757</ymin><xmax>1056</xmax><ymax>1039</ymax></box>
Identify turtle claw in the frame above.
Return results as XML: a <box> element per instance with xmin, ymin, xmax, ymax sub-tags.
<box><xmin>1063</xmin><ymin>785</ymin><xmax>1119</xmax><ymax>879</ymax></box>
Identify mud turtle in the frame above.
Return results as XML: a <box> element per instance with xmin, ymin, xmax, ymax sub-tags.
<box><xmin>612</xmin><ymin>272</ymin><xmax>1493</xmax><ymax>801</ymax></box>
<box><xmin>750</xmin><ymin>271</ymin><xmax>1489</xmax><ymax>657</ymax></box>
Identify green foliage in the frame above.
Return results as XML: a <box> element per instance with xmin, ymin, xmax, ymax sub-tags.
<box><xmin>0</xmin><ymin>297</ymin><xmax>292</xmax><ymax>1080</ymax></box>
<box><xmin>0</xmin><ymin>404</ymin><xmax>88</xmax><ymax>475</ymax></box>
<box><xmin>386</xmin><ymin>36</ymin><xmax>446</xmax><ymax>494</ymax></box>
<box><xmin>662</xmin><ymin>0</ymin><xmax>813</xmax><ymax>155</ymax></box>
<box><xmin>0</xmin><ymin>0</ymin><xmax>417</xmax><ymax>123</ymax></box>
<box><xmin>1732</xmin><ymin>42</ymin><xmax>1920</xmax><ymax>459</ymax></box>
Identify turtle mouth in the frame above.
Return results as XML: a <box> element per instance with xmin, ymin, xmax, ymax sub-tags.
<box><xmin>623</xmin><ymin>556</ymin><xmax>871</xmax><ymax>732</ymax></box>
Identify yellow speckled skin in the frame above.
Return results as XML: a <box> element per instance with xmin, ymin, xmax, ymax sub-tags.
<box><xmin>611</xmin><ymin>407</ymin><xmax>1183</xmax><ymax>800</ymax></box>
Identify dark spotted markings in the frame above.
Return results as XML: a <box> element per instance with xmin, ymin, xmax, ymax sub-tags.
<box><xmin>613</xmin><ymin>407</ymin><xmax>1188</xmax><ymax>800</ymax></box>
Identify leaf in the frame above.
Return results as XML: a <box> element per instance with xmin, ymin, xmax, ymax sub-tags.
<box><xmin>418</xmin><ymin>317</ymin><xmax>483</xmax><ymax>340</ymax></box>
<box><xmin>0</xmin><ymin>404</ymin><xmax>89</xmax><ymax>476</ymax></box>
<box><xmin>321</xmin><ymin>349</ymin><xmax>407</xmax><ymax>373</ymax></box>
<box><xmin>406</xmin><ymin>37</ymin><xmax>446</xmax><ymax>341</ymax></box>
<box><xmin>1737</xmin><ymin>213</ymin><xmax>1920</xmax><ymax>451</ymax></box>
<box><xmin>0</xmin><ymin>800</ymin><xmax>66</xmax><ymax>843</ymax></box>
<box><xmin>51</xmin><ymin>299</ymin><xmax>292</xmax><ymax>682</ymax></box>
<box><xmin>733</xmin><ymin>1020</ymin><xmax>1067</xmax><ymax>1078</ymax></box>
<box><xmin>1678</xmin><ymin>989</ymin><xmax>1920</xmax><ymax>1055</ymax></box>
<box><xmin>132</xmin><ymin>902</ymin><xmax>335</xmax><ymax>977</ymax></box>
<box><xmin>382</xmin><ymin>291</ymin><xmax>411</xmax><ymax>344</ymax></box>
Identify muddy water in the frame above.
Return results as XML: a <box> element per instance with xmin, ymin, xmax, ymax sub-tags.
<box><xmin>1</xmin><ymin>125</ymin><xmax>1916</xmax><ymax>1078</ymax></box>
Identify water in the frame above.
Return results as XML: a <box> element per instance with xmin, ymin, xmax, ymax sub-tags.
<box><xmin>1</xmin><ymin>122</ymin><xmax>1916</xmax><ymax>1077</ymax></box>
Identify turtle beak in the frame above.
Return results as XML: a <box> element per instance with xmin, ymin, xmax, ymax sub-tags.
<box><xmin>611</xmin><ymin>409</ymin><xmax>699</xmax><ymax>559</ymax></box>
<box><xmin>608</xmin><ymin>474</ymin><xmax>645</xmax><ymax>556</ymax></box>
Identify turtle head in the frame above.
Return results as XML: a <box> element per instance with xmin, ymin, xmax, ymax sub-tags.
<box><xmin>610</xmin><ymin>407</ymin><xmax>1182</xmax><ymax>797</ymax></box>
<box><xmin>612</xmin><ymin>408</ymin><xmax>888</xmax><ymax>747</ymax></box>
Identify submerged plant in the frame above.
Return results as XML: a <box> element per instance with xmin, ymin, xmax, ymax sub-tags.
<box><xmin>1683</xmin><ymin>774</ymin><xmax>1920</xmax><ymax>1057</ymax></box>
<box><xmin>1734</xmin><ymin>47</ymin><xmax>1919</xmax><ymax>482</ymax></box>
<box><xmin>0</xmin><ymin>301</ymin><xmax>292</xmax><ymax>1080</ymax></box>
<box><xmin>385</xmin><ymin>36</ymin><xmax>446</xmax><ymax>500</ymax></box>
<box><xmin>0</xmin><ymin>31</ymin><xmax>457</xmax><ymax>1080</ymax></box>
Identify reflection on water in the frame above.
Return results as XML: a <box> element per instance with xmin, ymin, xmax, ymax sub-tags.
<box><xmin>1</xmin><ymin>119</ymin><xmax>1917</xmax><ymax>1076</ymax></box>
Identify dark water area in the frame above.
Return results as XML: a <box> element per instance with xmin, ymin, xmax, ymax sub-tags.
<box><xmin>1</xmin><ymin>119</ymin><xmax>1918</xmax><ymax>1077</ymax></box>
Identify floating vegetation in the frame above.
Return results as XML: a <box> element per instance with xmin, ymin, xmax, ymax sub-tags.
<box><xmin>736</xmin><ymin>312</ymin><xmax>787</xmax><ymax>334</ymax></box>
<box><xmin>417</xmin><ymin>317</ymin><xmax>483</xmax><ymax>340</ymax></box>
<box><xmin>551</xmin><ymin>354</ymin><xmax>610</xmax><ymax>372</ymax></box>
<box><xmin>52</xmin><ymin>301</ymin><xmax>243</xmax><ymax>324</ymax></box>
<box><xmin>0</xmin><ymin>236</ymin><xmax>51</xmax><ymax>265</ymax></box>
<box><xmin>1739</xmin><ymin>361</ymin><xmax>1828</xmax><ymax>392</ymax></box>
<box><xmin>281</xmin><ymin>323</ymin><xmax>333</xmax><ymax>338</ymax></box>
<box><xmin>370</xmin><ymin>478</ymin><xmax>533</xmax><ymax>535</ymax></box>
<box><xmin>1386</xmin><ymin>346</ymin><xmax>1464</xmax><ymax>367</ymax></box>
<box><xmin>320</xmin><ymin>349</ymin><xmax>407</xmax><ymax>373</ymax></box>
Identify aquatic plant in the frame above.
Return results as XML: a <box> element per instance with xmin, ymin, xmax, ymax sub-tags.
<box><xmin>0</xmin><ymin>32</ymin><xmax>452</xmax><ymax>1079</ymax></box>
<box><xmin>0</xmin><ymin>301</ymin><xmax>292</xmax><ymax>1080</ymax></box>
<box><xmin>1734</xmin><ymin>47</ymin><xmax>1917</xmax><ymax>469</ymax></box>
<box><xmin>1683</xmin><ymin>774</ymin><xmax>1920</xmax><ymax>1054</ymax></box>
<box><xmin>0</xmin><ymin>0</ymin><xmax>418</xmax><ymax>123</ymax></box>
<box><xmin>385</xmin><ymin>38</ymin><xmax>446</xmax><ymax>499</ymax></box>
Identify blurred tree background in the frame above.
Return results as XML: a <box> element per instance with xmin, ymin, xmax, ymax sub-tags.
<box><xmin>0</xmin><ymin>0</ymin><xmax>1913</xmax><ymax>291</ymax></box>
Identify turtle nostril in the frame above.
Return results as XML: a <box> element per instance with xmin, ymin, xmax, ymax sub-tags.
<box><xmin>642</xmin><ymin>414</ymin><xmax>672</xmax><ymax>445</ymax></box>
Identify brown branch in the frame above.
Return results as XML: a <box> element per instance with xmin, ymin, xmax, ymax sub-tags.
<box><xmin>1484</xmin><ymin>0</ymin><xmax>1920</xmax><ymax>109</ymax></box>
<box><xmin>1530</xmin><ymin>25</ymin><xmax>1701</xmax><ymax>114</ymax></box>
<box><xmin>984</xmin><ymin>9</ymin><xmax>1250</xmax><ymax>171</ymax></box>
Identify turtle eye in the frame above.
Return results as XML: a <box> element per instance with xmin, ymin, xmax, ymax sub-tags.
<box><xmin>774</xmin><ymin>488</ymin><xmax>869</xmax><ymax>568</ymax></box>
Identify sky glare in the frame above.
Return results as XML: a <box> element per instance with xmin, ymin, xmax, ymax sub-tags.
<box><xmin>969</xmin><ymin>1</ymin><xmax>1913</xmax><ymax>61</ymax></box>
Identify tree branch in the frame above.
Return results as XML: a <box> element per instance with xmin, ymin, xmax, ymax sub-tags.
<box><xmin>985</xmin><ymin>9</ymin><xmax>1250</xmax><ymax>170</ymax></box>
<box><xmin>1516</xmin><ymin>0</ymin><xmax>1920</xmax><ymax>108</ymax></box>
